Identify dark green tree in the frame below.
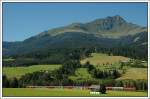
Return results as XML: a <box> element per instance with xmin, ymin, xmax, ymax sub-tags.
<box><xmin>2</xmin><ymin>75</ymin><xmax>9</xmax><ymax>88</ymax></box>
<box><xmin>10</xmin><ymin>77</ymin><xmax>18</xmax><ymax>88</ymax></box>
<box><xmin>99</xmin><ymin>84</ymin><xmax>106</xmax><ymax>94</ymax></box>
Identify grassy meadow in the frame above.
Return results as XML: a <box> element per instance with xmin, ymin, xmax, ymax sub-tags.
<box><xmin>3</xmin><ymin>88</ymin><xmax>147</xmax><ymax>97</ymax></box>
<box><xmin>117</xmin><ymin>68</ymin><xmax>147</xmax><ymax>80</ymax></box>
<box><xmin>81</xmin><ymin>53</ymin><xmax>130</xmax><ymax>65</ymax></box>
<box><xmin>69</xmin><ymin>68</ymin><xmax>93</xmax><ymax>82</ymax></box>
<box><xmin>3</xmin><ymin>64</ymin><xmax>61</xmax><ymax>79</ymax></box>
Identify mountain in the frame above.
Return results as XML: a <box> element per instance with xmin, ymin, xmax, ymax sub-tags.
<box><xmin>37</xmin><ymin>15</ymin><xmax>146</xmax><ymax>38</ymax></box>
<box><xmin>3</xmin><ymin>15</ymin><xmax>147</xmax><ymax>56</ymax></box>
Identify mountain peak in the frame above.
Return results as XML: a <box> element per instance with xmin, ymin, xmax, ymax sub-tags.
<box><xmin>103</xmin><ymin>15</ymin><xmax>126</xmax><ymax>23</ymax></box>
<box><xmin>90</xmin><ymin>15</ymin><xmax>126</xmax><ymax>25</ymax></box>
<box><xmin>37</xmin><ymin>15</ymin><xmax>143</xmax><ymax>38</ymax></box>
<box><xmin>111</xmin><ymin>15</ymin><xmax>126</xmax><ymax>22</ymax></box>
<box><xmin>112</xmin><ymin>15</ymin><xmax>123</xmax><ymax>19</ymax></box>
<box><xmin>85</xmin><ymin>15</ymin><xmax>127</xmax><ymax>32</ymax></box>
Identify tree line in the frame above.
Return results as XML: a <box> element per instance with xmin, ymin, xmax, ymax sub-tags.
<box><xmin>3</xmin><ymin>46</ymin><xmax>147</xmax><ymax>67</ymax></box>
<box><xmin>96</xmin><ymin>47</ymin><xmax>147</xmax><ymax>60</ymax></box>
<box><xmin>3</xmin><ymin>48</ymin><xmax>92</xmax><ymax>67</ymax></box>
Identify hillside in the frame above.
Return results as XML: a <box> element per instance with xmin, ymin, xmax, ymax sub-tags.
<box><xmin>3</xmin><ymin>15</ymin><xmax>147</xmax><ymax>56</ymax></box>
<box><xmin>81</xmin><ymin>53</ymin><xmax>130</xmax><ymax>65</ymax></box>
<box><xmin>117</xmin><ymin>68</ymin><xmax>147</xmax><ymax>80</ymax></box>
<box><xmin>3</xmin><ymin>64</ymin><xmax>61</xmax><ymax>79</ymax></box>
<box><xmin>81</xmin><ymin>53</ymin><xmax>147</xmax><ymax>81</ymax></box>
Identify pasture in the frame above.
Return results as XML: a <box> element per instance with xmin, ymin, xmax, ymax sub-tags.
<box><xmin>117</xmin><ymin>68</ymin><xmax>147</xmax><ymax>80</ymax></box>
<box><xmin>3</xmin><ymin>64</ymin><xmax>61</xmax><ymax>79</ymax></box>
<box><xmin>81</xmin><ymin>53</ymin><xmax>130</xmax><ymax>65</ymax></box>
<box><xmin>69</xmin><ymin>68</ymin><xmax>93</xmax><ymax>82</ymax></box>
<box><xmin>3</xmin><ymin>88</ymin><xmax>147</xmax><ymax>96</ymax></box>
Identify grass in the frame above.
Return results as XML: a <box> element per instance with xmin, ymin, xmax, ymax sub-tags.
<box><xmin>3</xmin><ymin>88</ymin><xmax>147</xmax><ymax>97</ymax></box>
<box><xmin>69</xmin><ymin>68</ymin><xmax>93</xmax><ymax>82</ymax></box>
<box><xmin>3</xmin><ymin>64</ymin><xmax>61</xmax><ymax>79</ymax></box>
<box><xmin>117</xmin><ymin>68</ymin><xmax>147</xmax><ymax>80</ymax></box>
<box><xmin>81</xmin><ymin>53</ymin><xmax>130</xmax><ymax>65</ymax></box>
<box><xmin>71</xmin><ymin>68</ymin><xmax>92</xmax><ymax>78</ymax></box>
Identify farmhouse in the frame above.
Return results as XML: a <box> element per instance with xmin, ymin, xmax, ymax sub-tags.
<box><xmin>89</xmin><ymin>85</ymin><xmax>100</xmax><ymax>91</ymax></box>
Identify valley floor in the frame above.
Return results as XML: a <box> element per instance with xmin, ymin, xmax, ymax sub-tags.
<box><xmin>3</xmin><ymin>88</ymin><xmax>147</xmax><ymax>97</ymax></box>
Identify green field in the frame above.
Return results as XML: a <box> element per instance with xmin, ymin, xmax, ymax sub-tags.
<box><xmin>3</xmin><ymin>64</ymin><xmax>61</xmax><ymax>79</ymax></box>
<box><xmin>69</xmin><ymin>68</ymin><xmax>93</xmax><ymax>82</ymax></box>
<box><xmin>117</xmin><ymin>68</ymin><xmax>147</xmax><ymax>80</ymax></box>
<box><xmin>81</xmin><ymin>53</ymin><xmax>130</xmax><ymax>65</ymax></box>
<box><xmin>3</xmin><ymin>88</ymin><xmax>147</xmax><ymax>96</ymax></box>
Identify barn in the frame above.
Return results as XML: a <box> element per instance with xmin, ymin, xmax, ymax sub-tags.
<box><xmin>89</xmin><ymin>85</ymin><xmax>100</xmax><ymax>91</ymax></box>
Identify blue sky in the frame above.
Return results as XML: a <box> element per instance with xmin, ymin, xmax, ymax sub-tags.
<box><xmin>3</xmin><ymin>3</ymin><xmax>148</xmax><ymax>41</ymax></box>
